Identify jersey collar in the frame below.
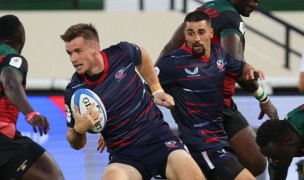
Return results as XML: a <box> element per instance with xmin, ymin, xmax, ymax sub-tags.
<box><xmin>83</xmin><ymin>51</ymin><xmax>109</xmax><ymax>86</ymax></box>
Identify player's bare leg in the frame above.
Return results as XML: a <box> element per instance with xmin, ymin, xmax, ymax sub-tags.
<box><xmin>22</xmin><ymin>152</ymin><xmax>64</xmax><ymax>180</ymax></box>
<box><xmin>165</xmin><ymin>149</ymin><xmax>205</xmax><ymax>180</ymax></box>
<box><xmin>102</xmin><ymin>163</ymin><xmax>142</xmax><ymax>180</ymax></box>
<box><xmin>228</xmin><ymin>126</ymin><xmax>266</xmax><ymax>176</ymax></box>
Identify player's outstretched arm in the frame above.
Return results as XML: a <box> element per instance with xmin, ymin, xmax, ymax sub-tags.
<box><xmin>0</xmin><ymin>68</ymin><xmax>50</xmax><ymax>135</ymax></box>
<box><xmin>136</xmin><ymin>47</ymin><xmax>175</xmax><ymax>108</ymax></box>
<box><xmin>238</xmin><ymin>64</ymin><xmax>279</xmax><ymax>119</ymax></box>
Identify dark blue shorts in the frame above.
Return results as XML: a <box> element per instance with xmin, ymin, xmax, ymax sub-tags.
<box><xmin>223</xmin><ymin>100</ymin><xmax>249</xmax><ymax>139</ymax></box>
<box><xmin>108</xmin><ymin>124</ymin><xmax>187</xmax><ymax>180</ymax></box>
<box><xmin>190</xmin><ymin>146</ymin><xmax>244</xmax><ymax>179</ymax></box>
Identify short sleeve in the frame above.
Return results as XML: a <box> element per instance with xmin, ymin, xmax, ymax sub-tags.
<box><xmin>0</xmin><ymin>54</ymin><xmax>28</xmax><ymax>77</ymax></box>
<box><xmin>119</xmin><ymin>42</ymin><xmax>142</xmax><ymax>66</ymax></box>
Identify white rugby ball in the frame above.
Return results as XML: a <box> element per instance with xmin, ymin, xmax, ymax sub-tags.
<box><xmin>71</xmin><ymin>88</ymin><xmax>107</xmax><ymax>134</ymax></box>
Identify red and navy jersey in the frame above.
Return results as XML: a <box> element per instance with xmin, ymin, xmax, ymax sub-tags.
<box><xmin>65</xmin><ymin>42</ymin><xmax>167</xmax><ymax>153</ymax></box>
<box><xmin>155</xmin><ymin>43</ymin><xmax>245</xmax><ymax>151</ymax></box>
<box><xmin>196</xmin><ymin>0</ymin><xmax>246</xmax><ymax>106</ymax></box>
<box><xmin>0</xmin><ymin>44</ymin><xmax>28</xmax><ymax>125</ymax></box>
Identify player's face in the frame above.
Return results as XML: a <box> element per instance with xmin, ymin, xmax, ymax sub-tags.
<box><xmin>232</xmin><ymin>0</ymin><xmax>259</xmax><ymax>17</ymax></box>
<box><xmin>65</xmin><ymin>36</ymin><xmax>97</xmax><ymax>75</ymax></box>
<box><xmin>184</xmin><ymin>20</ymin><xmax>213</xmax><ymax>58</ymax></box>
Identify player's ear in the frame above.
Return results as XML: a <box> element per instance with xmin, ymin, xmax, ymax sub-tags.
<box><xmin>94</xmin><ymin>43</ymin><xmax>100</xmax><ymax>54</ymax></box>
<box><xmin>210</xmin><ymin>28</ymin><xmax>214</xmax><ymax>39</ymax></box>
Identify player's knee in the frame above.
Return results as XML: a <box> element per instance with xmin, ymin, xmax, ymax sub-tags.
<box><xmin>102</xmin><ymin>163</ymin><xmax>141</xmax><ymax>180</ymax></box>
<box><xmin>102</xmin><ymin>166</ymin><xmax>128</xmax><ymax>180</ymax></box>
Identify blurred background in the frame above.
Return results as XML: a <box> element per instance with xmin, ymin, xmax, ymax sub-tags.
<box><xmin>1</xmin><ymin>0</ymin><xmax>303</xmax><ymax>179</ymax></box>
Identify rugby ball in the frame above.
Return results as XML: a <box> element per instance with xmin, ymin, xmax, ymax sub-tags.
<box><xmin>70</xmin><ymin>88</ymin><xmax>107</xmax><ymax>134</ymax></box>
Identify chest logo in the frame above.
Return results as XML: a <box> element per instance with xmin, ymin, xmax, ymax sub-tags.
<box><xmin>185</xmin><ymin>67</ymin><xmax>200</xmax><ymax>78</ymax></box>
<box><xmin>115</xmin><ymin>69</ymin><xmax>126</xmax><ymax>80</ymax></box>
<box><xmin>216</xmin><ymin>59</ymin><xmax>226</xmax><ymax>72</ymax></box>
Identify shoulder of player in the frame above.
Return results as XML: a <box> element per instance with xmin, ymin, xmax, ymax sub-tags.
<box><xmin>1</xmin><ymin>54</ymin><xmax>27</xmax><ymax>69</ymax></box>
<box><xmin>104</xmin><ymin>41</ymin><xmax>140</xmax><ymax>56</ymax></box>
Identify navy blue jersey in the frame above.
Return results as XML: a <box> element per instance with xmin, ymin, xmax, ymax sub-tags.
<box><xmin>155</xmin><ymin>43</ymin><xmax>245</xmax><ymax>151</ymax></box>
<box><xmin>64</xmin><ymin>42</ymin><xmax>167</xmax><ymax>153</ymax></box>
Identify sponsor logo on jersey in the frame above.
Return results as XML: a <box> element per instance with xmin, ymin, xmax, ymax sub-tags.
<box><xmin>165</xmin><ymin>141</ymin><xmax>177</xmax><ymax>148</ymax></box>
<box><xmin>185</xmin><ymin>67</ymin><xmax>200</xmax><ymax>78</ymax></box>
<box><xmin>9</xmin><ymin>57</ymin><xmax>22</xmax><ymax>68</ymax></box>
<box><xmin>216</xmin><ymin>59</ymin><xmax>226</xmax><ymax>72</ymax></box>
<box><xmin>239</xmin><ymin>22</ymin><xmax>246</xmax><ymax>35</ymax></box>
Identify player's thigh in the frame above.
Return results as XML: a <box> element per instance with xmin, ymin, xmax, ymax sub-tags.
<box><xmin>228</xmin><ymin>126</ymin><xmax>266</xmax><ymax>176</ymax></box>
<box><xmin>166</xmin><ymin>149</ymin><xmax>205</xmax><ymax>180</ymax></box>
<box><xmin>102</xmin><ymin>163</ymin><xmax>142</xmax><ymax>180</ymax></box>
<box><xmin>22</xmin><ymin>151</ymin><xmax>64</xmax><ymax>180</ymax></box>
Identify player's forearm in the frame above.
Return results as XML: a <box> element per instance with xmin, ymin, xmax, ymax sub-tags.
<box><xmin>236</xmin><ymin>78</ymin><xmax>259</xmax><ymax>93</ymax></box>
<box><xmin>66</xmin><ymin>128</ymin><xmax>87</xmax><ymax>150</ymax></box>
<box><xmin>1</xmin><ymin>70</ymin><xmax>34</xmax><ymax>115</ymax></box>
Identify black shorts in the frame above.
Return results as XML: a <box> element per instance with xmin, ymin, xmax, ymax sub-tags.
<box><xmin>190</xmin><ymin>146</ymin><xmax>244</xmax><ymax>180</ymax></box>
<box><xmin>108</xmin><ymin>124</ymin><xmax>187</xmax><ymax>180</ymax></box>
<box><xmin>222</xmin><ymin>100</ymin><xmax>249</xmax><ymax>139</ymax></box>
<box><xmin>0</xmin><ymin>131</ymin><xmax>45</xmax><ymax>179</ymax></box>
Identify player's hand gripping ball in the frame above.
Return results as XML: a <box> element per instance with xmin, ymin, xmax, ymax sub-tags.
<box><xmin>71</xmin><ymin>88</ymin><xmax>107</xmax><ymax>134</ymax></box>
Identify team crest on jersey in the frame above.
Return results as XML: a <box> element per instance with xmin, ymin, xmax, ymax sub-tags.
<box><xmin>216</xmin><ymin>59</ymin><xmax>226</xmax><ymax>72</ymax></box>
<box><xmin>185</xmin><ymin>67</ymin><xmax>200</xmax><ymax>78</ymax></box>
<box><xmin>239</xmin><ymin>22</ymin><xmax>246</xmax><ymax>35</ymax></box>
<box><xmin>115</xmin><ymin>64</ymin><xmax>132</xmax><ymax>80</ymax></box>
<box><xmin>115</xmin><ymin>69</ymin><xmax>126</xmax><ymax>80</ymax></box>
<box><xmin>9</xmin><ymin>57</ymin><xmax>22</xmax><ymax>68</ymax></box>
<box><xmin>165</xmin><ymin>141</ymin><xmax>177</xmax><ymax>148</ymax></box>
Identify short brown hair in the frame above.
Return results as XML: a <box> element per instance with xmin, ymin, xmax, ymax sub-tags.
<box><xmin>60</xmin><ymin>23</ymin><xmax>99</xmax><ymax>43</ymax></box>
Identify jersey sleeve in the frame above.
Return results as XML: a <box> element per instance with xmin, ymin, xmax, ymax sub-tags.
<box><xmin>213</xmin><ymin>11</ymin><xmax>245</xmax><ymax>40</ymax></box>
<box><xmin>119</xmin><ymin>42</ymin><xmax>142</xmax><ymax>66</ymax></box>
<box><xmin>64</xmin><ymin>83</ymin><xmax>75</xmax><ymax>128</ymax></box>
<box><xmin>155</xmin><ymin>55</ymin><xmax>178</xmax><ymax>87</ymax></box>
<box><xmin>64</xmin><ymin>73</ymin><xmax>81</xmax><ymax>128</ymax></box>
<box><xmin>0</xmin><ymin>54</ymin><xmax>28</xmax><ymax>78</ymax></box>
